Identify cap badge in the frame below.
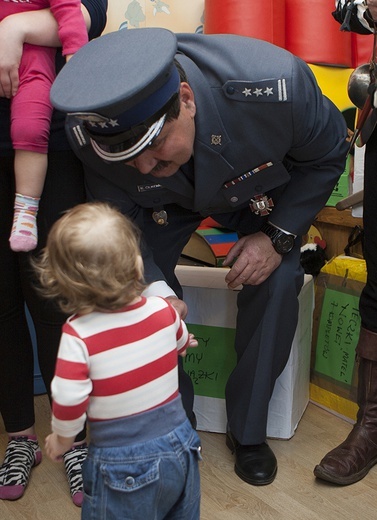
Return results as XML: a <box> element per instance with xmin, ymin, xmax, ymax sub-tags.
<box><xmin>71</xmin><ymin>112</ymin><xmax>120</xmax><ymax>129</ymax></box>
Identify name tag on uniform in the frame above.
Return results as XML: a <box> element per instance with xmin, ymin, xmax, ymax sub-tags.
<box><xmin>137</xmin><ymin>184</ymin><xmax>163</xmax><ymax>193</ymax></box>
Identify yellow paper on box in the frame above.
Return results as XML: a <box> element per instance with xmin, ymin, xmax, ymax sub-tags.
<box><xmin>321</xmin><ymin>255</ymin><xmax>367</xmax><ymax>284</ymax></box>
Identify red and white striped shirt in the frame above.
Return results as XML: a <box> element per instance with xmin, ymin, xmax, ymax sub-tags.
<box><xmin>51</xmin><ymin>296</ymin><xmax>189</xmax><ymax>438</ymax></box>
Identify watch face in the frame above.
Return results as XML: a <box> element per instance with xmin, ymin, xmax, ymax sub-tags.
<box><xmin>275</xmin><ymin>234</ymin><xmax>295</xmax><ymax>254</ymax></box>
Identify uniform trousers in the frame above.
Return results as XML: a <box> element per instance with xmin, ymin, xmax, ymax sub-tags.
<box><xmin>142</xmin><ymin>203</ymin><xmax>304</xmax><ymax>445</ymax></box>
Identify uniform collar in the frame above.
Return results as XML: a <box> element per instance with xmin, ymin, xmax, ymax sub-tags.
<box><xmin>175</xmin><ymin>54</ymin><xmax>234</xmax><ymax>211</ymax></box>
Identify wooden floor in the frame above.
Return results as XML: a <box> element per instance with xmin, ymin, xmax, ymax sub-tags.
<box><xmin>1</xmin><ymin>395</ymin><xmax>376</xmax><ymax>519</ymax></box>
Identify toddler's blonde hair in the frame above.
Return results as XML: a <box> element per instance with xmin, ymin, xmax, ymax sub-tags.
<box><xmin>35</xmin><ymin>202</ymin><xmax>145</xmax><ymax>314</ymax></box>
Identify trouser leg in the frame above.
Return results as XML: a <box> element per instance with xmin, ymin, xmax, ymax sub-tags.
<box><xmin>226</xmin><ymin>244</ymin><xmax>303</xmax><ymax>445</ymax></box>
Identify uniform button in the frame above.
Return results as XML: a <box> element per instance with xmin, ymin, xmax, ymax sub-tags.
<box><xmin>125</xmin><ymin>476</ymin><xmax>135</xmax><ymax>487</ymax></box>
<box><xmin>226</xmin><ymin>86</ymin><xmax>235</xmax><ymax>95</ymax></box>
<box><xmin>230</xmin><ymin>196</ymin><xmax>238</xmax><ymax>203</ymax></box>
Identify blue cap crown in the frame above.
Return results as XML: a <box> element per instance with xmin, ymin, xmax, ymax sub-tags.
<box><xmin>50</xmin><ymin>28</ymin><xmax>180</xmax><ymax>161</ymax></box>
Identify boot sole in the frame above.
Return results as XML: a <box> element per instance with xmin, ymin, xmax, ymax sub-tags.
<box><xmin>314</xmin><ymin>456</ymin><xmax>377</xmax><ymax>486</ymax></box>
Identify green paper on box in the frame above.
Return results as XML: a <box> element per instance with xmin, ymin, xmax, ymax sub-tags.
<box><xmin>175</xmin><ymin>265</ymin><xmax>314</xmax><ymax>438</ymax></box>
<box><xmin>311</xmin><ymin>257</ymin><xmax>366</xmax><ymax>407</ymax></box>
<box><xmin>314</xmin><ymin>287</ymin><xmax>361</xmax><ymax>385</ymax></box>
<box><xmin>183</xmin><ymin>324</ymin><xmax>236</xmax><ymax>399</ymax></box>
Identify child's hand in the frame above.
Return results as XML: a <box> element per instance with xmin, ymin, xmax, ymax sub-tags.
<box><xmin>65</xmin><ymin>54</ymin><xmax>73</xmax><ymax>63</ymax></box>
<box><xmin>180</xmin><ymin>333</ymin><xmax>198</xmax><ymax>357</ymax></box>
<box><xmin>188</xmin><ymin>333</ymin><xmax>198</xmax><ymax>348</ymax></box>
<box><xmin>45</xmin><ymin>433</ymin><xmax>73</xmax><ymax>462</ymax></box>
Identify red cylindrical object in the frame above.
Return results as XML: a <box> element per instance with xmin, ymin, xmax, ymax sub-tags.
<box><xmin>352</xmin><ymin>33</ymin><xmax>374</xmax><ymax>68</ymax></box>
<box><xmin>204</xmin><ymin>0</ymin><xmax>286</xmax><ymax>48</ymax></box>
<box><xmin>285</xmin><ymin>0</ymin><xmax>352</xmax><ymax>67</ymax></box>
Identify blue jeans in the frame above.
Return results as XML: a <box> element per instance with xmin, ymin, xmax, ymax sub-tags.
<box><xmin>82</xmin><ymin>398</ymin><xmax>202</xmax><ymax>520</ymax></box>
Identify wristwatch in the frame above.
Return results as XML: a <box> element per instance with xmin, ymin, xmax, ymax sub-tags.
<box><xmin>261</xmin><ymin>223</ymin><xmax>295</xmax><ymax>254</ymax></box>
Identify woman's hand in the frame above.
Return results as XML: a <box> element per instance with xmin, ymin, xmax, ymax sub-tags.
<box><xmin>0</xmin><ymin>5</ymin><xmax>91</xmax><ymax>98</ymax></box>
<box><xmin>0</xmin><ymin>17</ymin><xmax>22</xmax><ymax>98</ymax></box>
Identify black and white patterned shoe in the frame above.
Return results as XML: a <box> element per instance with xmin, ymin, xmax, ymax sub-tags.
<box><xmin>63</xmin><ymin>443</ymin><xmax>88</xmax><ymax>507</ymax></box>
<box><xmin>0</xmin><ymin>436</ymin><xmax>42</xmax><ymax>500</ymax></box>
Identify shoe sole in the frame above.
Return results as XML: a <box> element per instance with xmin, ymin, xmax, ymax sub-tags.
<box><xmin>234</xmin><ymin>464</ymin><xmax>277</xmax><ymax>486</ymax></box>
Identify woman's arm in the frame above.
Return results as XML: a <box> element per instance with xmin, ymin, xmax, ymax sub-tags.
<box><xmin>0</xmin><ymin>0</ymin><xmax>106</xmax><ymax>97</ymax></box>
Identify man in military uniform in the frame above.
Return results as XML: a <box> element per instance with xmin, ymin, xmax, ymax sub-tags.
<box><xmin>50</xmin><ymin>28</ymin><xmax>348</xmax><ymax>486</ymax></box>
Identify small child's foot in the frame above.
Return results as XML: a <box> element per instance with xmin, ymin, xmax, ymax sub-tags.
<box><xmin>9</xmin><ymin>193</ymin><xmax>40</xmax><ymax>252</ymax></box>
<box><xmin>63</xmin><ymin>443</ymin><xmax>88</xmax><ymax>507</ymax></box>
<box><xmin>0</xmin><ymin>436</ymin><xmax>42</xmax><ymax>500</ymax></box>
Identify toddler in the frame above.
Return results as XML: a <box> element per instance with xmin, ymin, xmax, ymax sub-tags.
<box><xmin>36</xmin><ymin>202</ymin><xmax>202</xmax><ymax>519</ymax></box>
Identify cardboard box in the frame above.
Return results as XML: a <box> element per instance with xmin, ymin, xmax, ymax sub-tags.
<box><xmin>309</xmin><ymin>256</ymin><xmax>367</xmax><ymax>422</ymax></box>
<box><xmin>175</xmin><ymin>265</ymin><xmax>314</xmax><ymax>439</ymax></box>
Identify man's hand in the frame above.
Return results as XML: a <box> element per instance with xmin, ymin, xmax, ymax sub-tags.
<box><xmin>223</xmin><ymin>232</ymin><xmax>282</xmax><ymax>289</ymax></box>
<box><xmin>0</xmin><ymin>17</ymin><xmax>22</xmax><ymax>98</ymax></box>
<box><xmin>166</xmin><ymin>295</ymin><xmax>188</xmax><ymax>319</ymax></box>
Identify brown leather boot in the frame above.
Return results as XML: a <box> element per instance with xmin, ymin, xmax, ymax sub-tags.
<box><xmin>314</xmin><ymin>328</ymin><xmax>377</xmax><ymax>485</ymax></box>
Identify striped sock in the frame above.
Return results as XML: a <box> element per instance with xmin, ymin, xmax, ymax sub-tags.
<box><xmin>63</xmin><ymin>443</ymin><xmax>88</xmax><ymax>507</ymax></box>
<box><xmin>9</xmin><ymin>193</ymin><xmax>40</xmax><ymax>252</ymax></box>
<box><xmin>0</xmin><ymin>436</ymin><xmax>42</xmax><ymax>500</ymax></box>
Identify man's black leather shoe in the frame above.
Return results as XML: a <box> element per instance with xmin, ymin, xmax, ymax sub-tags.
<box><xmin>226</xmin><ymin>431</ymin><xmax>277</xmax><ymax>485</ymax></box>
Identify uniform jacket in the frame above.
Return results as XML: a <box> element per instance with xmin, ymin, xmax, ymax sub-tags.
<box><xmin>65</xmin><ymin>34</ymin><xmax>348</xmax><ymax>284</ymax></box>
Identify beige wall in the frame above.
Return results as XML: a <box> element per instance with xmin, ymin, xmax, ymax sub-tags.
<box><xmin>104</xmin><ymin>0</ymin><xmax>204</xmax><ymax>35</ymax></box>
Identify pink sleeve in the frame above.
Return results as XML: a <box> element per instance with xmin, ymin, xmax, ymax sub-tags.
<box><xmin>50</xmin><ymin>0</ymin><xmax>88</xmax><ymax>56</ymax></box>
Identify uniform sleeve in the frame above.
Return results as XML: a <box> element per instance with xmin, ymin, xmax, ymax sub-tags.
<box><xmin>269</xmin><ymin>57</ymin><xmax>349</xmax><ymax>236</ymax></box>
<box><xmin>51</xmin><ymin>324</ymin><xmax>92</xmax><ymax>438</ymax></box>
<box><xmin>50</xmin><ymin>0</ymin><xmax>88</xmax><ymax>56</ymax></box>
